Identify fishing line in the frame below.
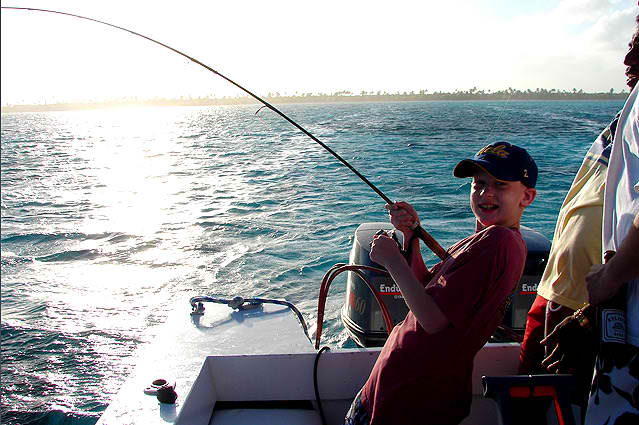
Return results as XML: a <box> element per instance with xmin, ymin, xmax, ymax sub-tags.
<box><xmin>1</xmin><ymin>6</ymin><xmax>449</xmax><ymax>260</ymax></box>
<box><xmin>483</xmin><ymin>91</ymin><xmax>514</xmax><ymax>144</ymax></box>
<box><xmin>450</xmin><ymin>93</ymin><xmax>513</xmax><ymax>192</ymax></box>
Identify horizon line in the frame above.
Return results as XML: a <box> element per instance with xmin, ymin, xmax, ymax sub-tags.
<box><xmin>1</xmin><ymin>89</ymin><xmax>629</xmax><ymax>113</ymax></box>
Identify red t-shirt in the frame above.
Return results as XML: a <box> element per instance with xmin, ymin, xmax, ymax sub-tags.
<box><xmin>360</xmin><ymin>225</ymin><xmax>526</xmax><ymax>425</ymax></box>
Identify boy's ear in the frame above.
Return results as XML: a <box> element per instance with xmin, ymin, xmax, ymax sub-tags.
<box><xmin>520</xmin><ymin>187</ymin><xmax>536</xmax><ymax>207</ymax></box>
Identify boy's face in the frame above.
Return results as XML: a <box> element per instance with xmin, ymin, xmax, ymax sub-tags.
<box><xmin>470</xmin><ymin>168</ymin><xmax>536</xmax><ymax>231</ymax></box>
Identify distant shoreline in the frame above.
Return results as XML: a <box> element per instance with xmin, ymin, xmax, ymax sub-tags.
<box><xmin>1</xmin><ymin>91</ymin><xmax>629</xmax><ymax>113</ymax></box>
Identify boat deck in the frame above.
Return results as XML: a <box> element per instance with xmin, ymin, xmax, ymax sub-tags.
<box><xmin>97</xmin><ymin>299</ymin><xmax>530</xmax><ymax>425</ymax></box>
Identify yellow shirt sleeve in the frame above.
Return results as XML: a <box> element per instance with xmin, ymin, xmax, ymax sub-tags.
<box><xmin>536</xmin><ymin>151</ymin><xmax>606</xmax><ymax>310</ymax></box>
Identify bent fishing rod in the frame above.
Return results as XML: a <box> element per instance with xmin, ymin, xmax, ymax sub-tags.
<box><xmin>1</xmin><ymin>6</ymin><xmax>449</xmax><ymax>261</ymax></box>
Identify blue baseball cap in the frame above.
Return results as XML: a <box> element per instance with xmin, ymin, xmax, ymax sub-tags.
<box><xmin>453</xmin><ymin>142</ymin><xmax>538</xmax><ymax>188</ymax></box>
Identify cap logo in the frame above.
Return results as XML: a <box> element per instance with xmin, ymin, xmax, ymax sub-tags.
<box><xmin>523</xmin><ymin>169</ymin><xmax>529</xmax><ymax>178</ymax></box>
<box><xmin>477</xmin><ymin>144</ymin><xmax>509</xmax><ymax>158</ymax></box>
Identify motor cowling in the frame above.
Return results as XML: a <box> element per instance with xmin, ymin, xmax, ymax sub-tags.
<box><xmin>340</xmin><ymin>222</ymin><xmax>550</xmax><ymax>347</ymax></box>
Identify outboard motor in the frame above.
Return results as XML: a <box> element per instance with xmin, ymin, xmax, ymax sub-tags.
<box><xmin>341</xmin><ymin>222</ymin><xmax>551</xmax><ymax>347</ymax></box>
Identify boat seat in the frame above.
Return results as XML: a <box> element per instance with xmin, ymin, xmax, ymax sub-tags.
<box><xmin>482</xmin><ymin>374</ymin><xmax>579</xmax><ymax>425</ymax></box>
<box><xmin>210</xmin><ymin>408</ymin><xmax>324</xmax><ymax>425</ymax></box>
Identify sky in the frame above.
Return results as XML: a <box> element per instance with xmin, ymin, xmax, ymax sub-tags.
<box><xmin>0</xmin><ymin>0</ymin><xmax>636</xmax><ymax>105</ymax></box>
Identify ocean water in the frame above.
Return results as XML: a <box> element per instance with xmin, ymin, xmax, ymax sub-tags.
<box><xmin>0</xmin><ymin>100</ymin><xmax>624</xmax><ymax>424</ymax></box>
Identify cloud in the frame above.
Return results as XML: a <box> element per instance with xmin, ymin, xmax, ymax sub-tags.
<box><xmin>553</xmin><ymin>0</ymin><xmax>613</xmax><ymax>25</ymax></box>
<box><xmin>585</xmin><ymin>7</ymin><xmax>637</xmax><ymax>52</ymax></box>
<box><xmin>489</xmin><ymin>0</ymin><xmax>637</xmax><ymax>91</ymax></box>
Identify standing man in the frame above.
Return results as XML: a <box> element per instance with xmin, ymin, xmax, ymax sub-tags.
<box><xmin>519</xmin><ymin>12</ymin><xmax>639</xmax><ymax>414</ymax></box>
<box><xmin>584</xmin><ymin>57</ymin><xmax>639</xmax><ymax>424</ymax></box>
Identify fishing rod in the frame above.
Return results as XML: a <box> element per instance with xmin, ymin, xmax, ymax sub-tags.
<box><xmin>1</xmin><ymin>6</ymin><xmax>449</xmax><ymax>261</ymax></box>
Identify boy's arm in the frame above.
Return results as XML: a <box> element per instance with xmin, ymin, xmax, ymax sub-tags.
<box><xmin>586</xmin><ymin>211</ymin><xmax>639</xmax><ymax>304</ymax></box>
<box><xmin>405</xmin><ymin>236</ymin><xmax>432</xmax><ymax>283</ymax></box>
<box><xmin>370</xmin><ymin>234</ymin><xmax>449</xmax><ymax>334</ymax></box>
<box><xmin>386</xmin><ymin>201</ymin><xmax>432</xmax><ymax>282</ymax></box>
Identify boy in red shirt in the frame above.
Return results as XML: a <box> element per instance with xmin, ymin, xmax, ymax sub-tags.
<box><xmin>345</xmin><ymin>142</ymin><xmax>537</xmax><ymax>425</ymax></box>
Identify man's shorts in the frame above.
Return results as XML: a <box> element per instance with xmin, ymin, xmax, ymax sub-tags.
<box><xmin>586</xmin><ymin>347</ymin><xmax>639</xmax><ymax>424</ymax></box>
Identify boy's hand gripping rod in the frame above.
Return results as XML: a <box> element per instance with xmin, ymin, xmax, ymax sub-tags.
<box><xmin>2</xmin><ymin>6</ymin><xmax>450</xmax><ymax>261</ymax></box>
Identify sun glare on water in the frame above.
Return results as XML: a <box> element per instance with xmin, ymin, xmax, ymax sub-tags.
<box><xmin>72</xmin><ymin>108</ymin><xmax>189</xmax><ymax>234</ymax></box>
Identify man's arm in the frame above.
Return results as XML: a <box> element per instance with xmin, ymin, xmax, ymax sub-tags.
<box><xmin>586</xmin><ymin>211</ymin><xmax>639</xmax><ymax>304</ymax></box>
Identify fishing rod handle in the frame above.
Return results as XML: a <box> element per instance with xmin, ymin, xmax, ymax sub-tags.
<box><xmin>414</xmin><ymin>225</ymin><xmax>449</xmax><ymax>261</ymax></box>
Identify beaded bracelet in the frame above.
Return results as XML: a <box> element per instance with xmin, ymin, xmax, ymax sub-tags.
<box><xmin>573</xmin><ymin>305</ymin><xmax>592</xmax><ymax>329</ymax></box>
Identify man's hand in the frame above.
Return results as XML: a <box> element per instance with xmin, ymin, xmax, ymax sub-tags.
<box><xmin>540</xmin><ymin>306</ymin><xmax>595</xmax><ymax>374</ymax></box>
